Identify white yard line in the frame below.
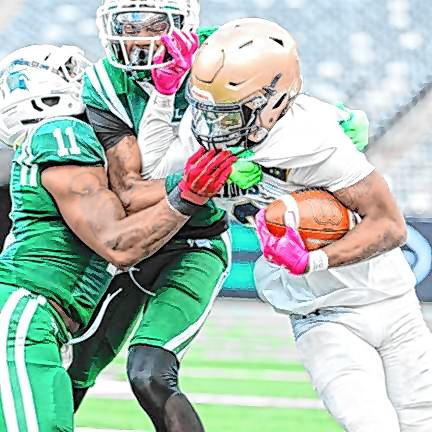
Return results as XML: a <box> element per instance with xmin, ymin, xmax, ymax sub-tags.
<box><xmin>76</xmin><ymin>429</ymin><xmax>140</xmax><ymax>432</ymax></box>
<box><xmin>88</xmin><ymin>380</ymin><xmax>324</xmax><ymax>410</ymax></box>
<box><xmin>77</xmin><ymin>429</ymin><xmax>148</xmax><ymax>432</ymax></box>
<box><xmin>194</xmin><ymin>393</ymin><xmax>324</xmax><ymax>409</ymax></box>
<box><xmin>181</xmin><ymin>368</ymin><xmax>309</xmax><ymax>381</ymax></box>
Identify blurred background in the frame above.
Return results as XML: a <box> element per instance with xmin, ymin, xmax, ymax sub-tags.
<box><xmin>0</xmin><ymin>1</ymin><xmax>431</xmax><ymax>431</ymax></box>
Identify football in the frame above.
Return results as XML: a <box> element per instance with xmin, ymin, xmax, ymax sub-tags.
<box><xmin>264</xmin><ymin>189</ymin><xmax>358</xmax><ymax>251</ymax></box>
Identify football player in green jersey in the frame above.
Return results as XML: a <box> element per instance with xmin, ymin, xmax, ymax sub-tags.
<box><xmin>68</xmin><ymin>2</ymin><xmax>235</xmax><ymax>431</ymax></box>
<box><xmin>0</xmin><ymin>43</ymin><xmax>235</xmax><ymax>432</ymax></box>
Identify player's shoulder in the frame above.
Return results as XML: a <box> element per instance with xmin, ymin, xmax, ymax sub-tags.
<box><xmin>28</xmin><ymin>117</ymin><xmax>105</xmax><ymax>165</ymax></box>
<box><xmin>83</xmin><ymin>58</ymin><xmax>135</xmax><ymax>127</ymax></box>
<box><xmin>31</xmin><ymin>117</ymin><xmax>95</xmax><ymax>141</ymax></box>
<box><xmin>83</xmin><ymin>58</ymin><xmax>127</xmax><ymax>108</ymax></box>
<box><xmin>252</xmin><ymin>94</ymin><xmax>354</xmax><ymax>169</ymax></box>
<box><xmin>291</xmin><ymin>94</ymin><xmax>346</xmax><ymax>123</ymax></box>
<box><xmin>280</xmin><ymin>94</ymin><xmax>350</xmax><ymax>147</ymax></box>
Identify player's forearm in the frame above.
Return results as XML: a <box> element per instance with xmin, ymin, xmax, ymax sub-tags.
<box><xmin>117</xmin><ymin>178</ymin><xmax>166</xmax><ymax>214</ymax></box>
<box><xmin>322</xmin><ymin>214</ymin><xmax>407</xmax><ymax>267</ymax></box>
<box><xmin>105</xmin><ymin>135</ymin><xmax>166</xmax><ymax>213</ymax></box>
<box><xmin>43</xmin><ymin>165</ymin><xmax>187</xmax><ymax>268</ymax></box>
<box><xmin>100</xmin><ymin>198</ymin><xmax>188</xmax><ymax>268</ymax></box>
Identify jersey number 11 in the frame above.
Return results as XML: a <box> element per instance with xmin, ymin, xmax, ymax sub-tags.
<box><xmin>53</xmin><ymin>127</ymin><xmax>81</xmax><ymax>157</ymax></box>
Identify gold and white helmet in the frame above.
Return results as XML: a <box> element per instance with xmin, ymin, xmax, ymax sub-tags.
<box><xmin>97</xmin><ymin>0</ymin><xmax>200</xmax><ymax>71</ymax></box>
<box><xmin>0</xmin><ymin>44</ymin><xmax>91</xmax><ymax>148</ymax></box>
<box><xmin>186</xmin><ymin>18</ymin><xmax>303</xmax><ymax>150</ymax></box>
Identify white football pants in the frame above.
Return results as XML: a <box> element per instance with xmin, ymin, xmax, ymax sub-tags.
<box><xmin>294</xmin><ymin>290</ymin><xmax>432</xmax><ymax>431</ymax></box>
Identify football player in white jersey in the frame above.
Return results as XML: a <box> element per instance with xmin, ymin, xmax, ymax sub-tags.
<box><xmin>138</xmin><ymin>18</ymin><xmax>432</xmax><ymax>432</ymax></box>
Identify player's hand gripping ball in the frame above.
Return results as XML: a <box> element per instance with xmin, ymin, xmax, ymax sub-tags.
<box><xmin>264</xmin><ymin>189</ymin><xmax>358</xmax><ymax>251</ymax></box>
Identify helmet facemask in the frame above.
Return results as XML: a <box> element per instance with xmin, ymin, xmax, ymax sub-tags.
<box><xmin>97</xmin><ymin>0</ymin><xmax>198</xmax><ymax>72</ymax></box>
<box><xmin>187</xmin><ymin>74</ymin><xmax>299</xmax><ymax>151</ymax></box>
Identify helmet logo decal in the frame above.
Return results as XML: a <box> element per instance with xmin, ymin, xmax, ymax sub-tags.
<box><xmin>190</xmin><ymin>85</ymin><xmax>215</xmax><ymax>103</ymax></box>
<box><xmin>6</xmin><ymin>71</ymin><xmax>29</xmax><ymax>93</ymax></box>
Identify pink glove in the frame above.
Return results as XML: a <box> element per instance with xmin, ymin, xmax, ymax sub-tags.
<box><xmin>255</xmin><ymin>209</ymin><xmax>309</xmax><ymax>275</ymax></box>
<box><xmin>151</xmin><ymin>29</ymin><xmax>199</xmax><ymax>95</ymax></box>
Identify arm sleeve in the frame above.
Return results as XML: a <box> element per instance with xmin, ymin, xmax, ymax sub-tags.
<box><xmin>138</xmin><ymin>92</ymin><xmax>198</xmax><ymax>179</ymax></box>
<box><xmin>86</xmin><ymin>105</ymin><xmax>135</xmax><ymax>151</ymax></box>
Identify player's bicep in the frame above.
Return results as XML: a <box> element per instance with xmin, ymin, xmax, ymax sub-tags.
<box><xmin>85</xmin><ymin>105</ymin><xmax>143</xmax><ymax>198</ymax></box>
<box><xmin>41</xmin><ymin>165</ymin><xmax>126</xmax><ymax>256</ymax></box>
<box><xmin>333</xmin><ymin>170</ymin><xmax>404</xmax><ymax>224</ymax></box>
<box><xmin>106</xmin><ymin>134</ymin><xmax>142</xmax><ymax>188</ymax></box>
<box><xmin>105</xmin><ymin>135</ymin><xmax>142</xmax><ymax>188</ymax></box>
<box><xmin>322</xmin><ymin>170</ymin><xmax>407</xmax><ymax>266</ymax></box>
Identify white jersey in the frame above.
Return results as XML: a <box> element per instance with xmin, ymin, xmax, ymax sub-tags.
<box><xmin>138</xmin><ymin>93</ymin><xmax>416</xmax><ymax>314</ymax></box>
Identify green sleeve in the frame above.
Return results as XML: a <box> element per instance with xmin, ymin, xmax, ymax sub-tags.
<box><xmin>30</xmin><ymin>118</ymin><xmax>105</xmax><ymax>167</ymax></box>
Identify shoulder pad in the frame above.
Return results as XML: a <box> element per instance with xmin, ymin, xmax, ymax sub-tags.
<box><xmin>197</xmin><ymin>26</ymin><xmax>218</xmax><ymax>44</ymax></box>
<box><xmin>83</xmin><ymin>59</ymin><xmax>133</xmax><ymax>128</ymax></box>
<box><xmin>28</xmin><ymin>118</ymin><xmax>105</xmax><ymax>167</ymax></box>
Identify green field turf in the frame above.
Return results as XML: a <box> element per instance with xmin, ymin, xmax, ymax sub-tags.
<box><xmin>75</xmin><ymin>299</ymin><xmax>343</xmax><ymax>431</ymax></box>
<box><xmin>77</xmin><ymin>399</ymin><xmax>342</xmax><ymax>432</ymax></box>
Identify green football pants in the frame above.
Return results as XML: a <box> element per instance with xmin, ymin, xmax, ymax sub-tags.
<box><xmin>0</xmin><ymin>285</ymin><xmax>72</xmax><ymax>431</ymax></box>
<box><xmin>69</xmin><ymin>232</ymin><xmax>231</xmax><ymax>389</ymax></box>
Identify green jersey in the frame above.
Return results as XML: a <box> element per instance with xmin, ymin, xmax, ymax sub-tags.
<box><xmin>0</xmin><ymin>117</ymin><xmax>114</xmax><ymax>327</ymax></box>
<box><xmin>83</xmin><ymin>26</ymin><xmax>226</xmax><ymax>237</ymax></box>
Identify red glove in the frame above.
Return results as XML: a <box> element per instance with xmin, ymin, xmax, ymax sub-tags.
<box><xmin>179</xmin><ymin>148</ymin><xmax>237</xmax><ymax>205</ymax></box>
<box><xmin>151</xmin><ymin>29</ymin><xmax>199</xmax><ymax>95</ymax></box>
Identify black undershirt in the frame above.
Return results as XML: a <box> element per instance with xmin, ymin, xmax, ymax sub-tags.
<box><xmin>86</xmin><ymin>106</ymin><xmax>135</xmax><ymax>151</ymax></box>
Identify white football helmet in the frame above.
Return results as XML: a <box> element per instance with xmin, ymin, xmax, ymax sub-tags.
<box><xmin>97</xmin><ymin>0</ymin><xmax>200</xmax><ymax>71</ymax></box>
<box><xmin>0</xmin><ymin>44</ymin><xmax>91</xmax><ymax>148</ymax></box>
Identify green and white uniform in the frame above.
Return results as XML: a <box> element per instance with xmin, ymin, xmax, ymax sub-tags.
<box><xmin>0</xmin><ymin>118</ymin><xmax>112</xmax><ymax>431</ymax></box>
<box><xmin>68</xmin><ymin>26</ymin><xmax>231</xmax><ymax>390</ymax></box>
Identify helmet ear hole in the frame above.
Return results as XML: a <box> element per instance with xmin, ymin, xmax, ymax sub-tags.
<box><xmin>41</xmin><ymin>96</ymin><xmax>60</xmax><ymax>107</ymax></box>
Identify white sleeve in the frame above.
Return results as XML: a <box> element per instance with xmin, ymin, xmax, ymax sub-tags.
<box><xmin>0</xmin><ymin>144</ymin><xmax>12</xmax><ymax>186</ymax></box>
<box><xmin>290</xmin><ymin>139</ymin><xmax>375</xmax><ymax>191</ymax></box>
<box><xmin>137</xmin><ymin>93</ymin><xmax>197</xmax><ymax>179</ymax></box>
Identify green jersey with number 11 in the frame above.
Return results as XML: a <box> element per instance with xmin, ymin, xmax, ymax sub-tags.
<box><xmin>0</xmin><ymin>117</ymin><xmax>114</xmax><ymax>327</ymax></box>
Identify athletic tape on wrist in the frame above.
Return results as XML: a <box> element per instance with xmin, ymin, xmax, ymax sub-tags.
<box><xmin>307</xmin><ymin>249</ymin><xmax>329</xmax><ymax>273</ymax></box>
<box><xmin>153</xmin><ymin>93</ymin><xmax>176</xmax><ymax>109</ymax></box>
<box><xmin>166</xmin><ymin>186</ymin><xmax>201</xmax><ymax>216</ymax></box>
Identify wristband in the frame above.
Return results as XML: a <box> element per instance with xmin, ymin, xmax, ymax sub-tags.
<box><xmin>153</xmin><ymin>93</ymin><xmax>176</xmax><ymax>109</ymax></box>
<box><xmin>307</xmin><ymin>249</ymin><xmax>329</xmax><ymax>273</ymax></box>
<box><xmin>166</xmin><ymin>186</ymin><xmax>202</xmax><ymax>216</ymax></box>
